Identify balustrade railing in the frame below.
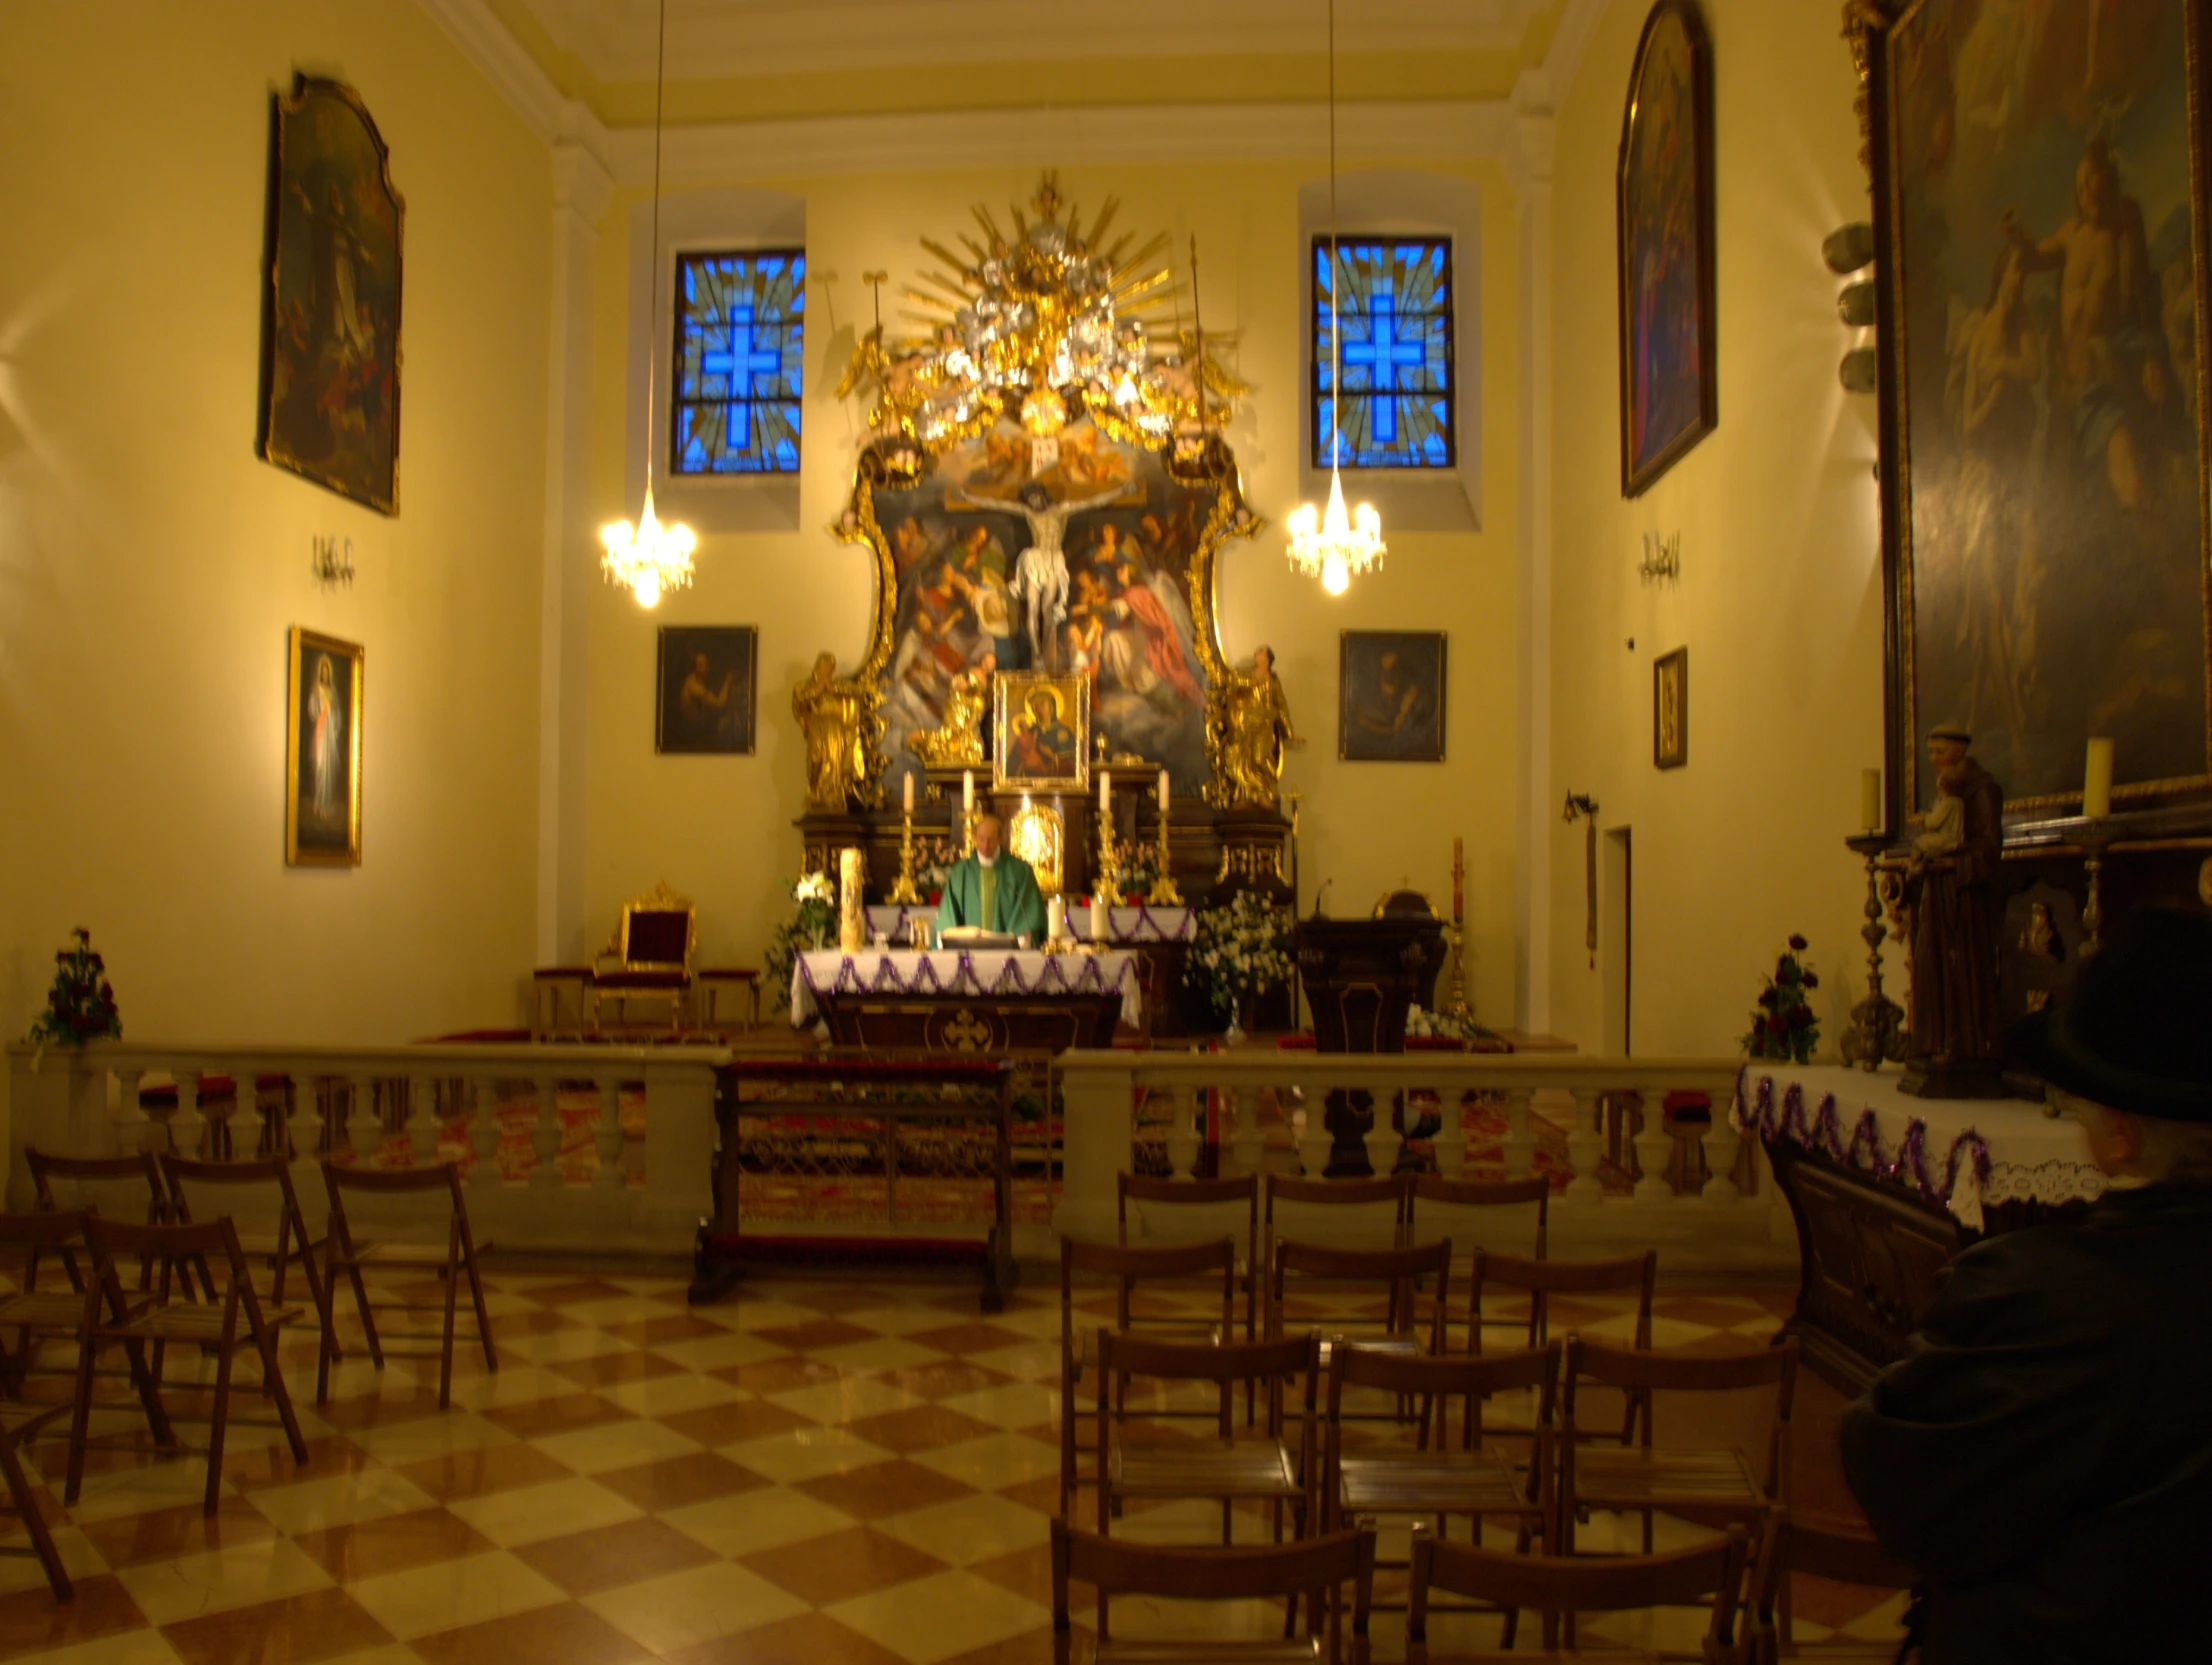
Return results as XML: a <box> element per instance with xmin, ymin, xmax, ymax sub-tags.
<box><xmin>1061</xmin><ymin>1050</ymin><xmax>1783</xmax><ymax>1267</ymax></box>
<box><xmin>5</xmin><ymin>1041</ymin><xmax>728</xmax><ymax>1256</ymax></box>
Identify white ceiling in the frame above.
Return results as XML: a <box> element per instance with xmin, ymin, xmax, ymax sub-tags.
<box><xmin>515</xmin><ymin>0</ymin><xmax>1555</xmax><ymax>81</ymax></box>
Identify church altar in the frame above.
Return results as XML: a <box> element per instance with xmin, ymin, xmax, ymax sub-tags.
<box><xmin>864</xmin><ymin>903</ymin><xmax>1192</xmax><ymax>943</ymax></box>
<box><xmin>1735</xmin><ymin>1063</ymin><xmax>2102</xmax><ymax>1392</ymax></box>
<box><xmin>792</xmin><ymin>948</ymin><xmax>1141</xmax><ymax>1051</ymax></box>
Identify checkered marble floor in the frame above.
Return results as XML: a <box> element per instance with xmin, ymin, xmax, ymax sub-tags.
<box><xmin>0</xmin><ymin>1268</ymin><xmax>1908</xmax><ymax>1663</ymax></box>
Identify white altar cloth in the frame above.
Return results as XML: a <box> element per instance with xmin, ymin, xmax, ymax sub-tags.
<box><xmin>792</xmin><ymin>949</ymin><xmax>1143</xmax><ymax>1030</ymax></box>
<box><xmin>863</xmin><ymin>903</ymin><xmax>1192</xmax><ymax>944</ymax></box>
<box><xmin>1732</xmin><ymin>1063</ymin><xmax>2103</xmax><ymax>1231</ymax></box>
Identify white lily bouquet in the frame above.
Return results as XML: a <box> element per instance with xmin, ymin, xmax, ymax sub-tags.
<box><xmin>1192</xmin><ymin>890</ymin><xmax>1294</xmax><ymax>1034</ymax></box>
<box><xmin>766</xmin><ymin>872</ymin><xmax>839</xmax><ymax>991</ymax></box>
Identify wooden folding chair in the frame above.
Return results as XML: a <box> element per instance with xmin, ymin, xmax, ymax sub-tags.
<box><xmin>1407</xmin><ymin>1519</ymin><xmax>1754</xmax><ymax>1663</ymax></box>
<box><xmin>24</xmin><ymin>1149</ymin><xmax>171</xmax><ymax>1299</ymax></box>
<box><xmin>1322</xmin><ymin>1340</ymin><xmax>1559</xmax><ymax>1629</ymax></box>
<box><xmin>1456</xmin><ymin>1250</ymin><xmax>1656</xmax><ymax>1453</ymax></box>
<box><xmin>1264</xmin><ymin>1174</ymin><xmax>1413</xmax><ymax>1254</ymax></box>
<box><xmin>1409</xmin><ymin>1176</ymin><xmax>1548</xmax><ymax>1352</ymax></box>
<box><xmin>1558</xmin><ymin>1336</ymin><xmax>1798</xmax><ymax>1559</ymax></box>
<box><xmin>1053</xmin><ymin>1518</ymin><xmax>1377</xmax><ymax>1664</ymax></box>
<box><xmin>318</xmin><ymin>1160</ymin><xmax>495</xmax><ymax>1408</ymax></box>
<box><xmin>1097</xmin><ymin>1329</ymin><xmax>1320</xmax><ymax>1547</ymax></box>
<box><xmin>1120</xmin><ymin>1171</ymin><xmax>1261</xmax><ymax>1347</ymax></box>
<box><xmin>1061</xmin><ymin>1236</ymin><xmax>1238</xmax><ymax>1515</ymax></box>
<box><xmin>1753</xmin><ymin>1516</ymin><xmax>1916</xmax><ymax>1662</ymax></box>
<box><xmin>68</xmin><ymin>1215</ymin><xmax>308</xmax><ymax>1516</ymax></box>
<box><xmin>1267</xmin><ymin>1238</ymin><xmax>1451</xmax><ymax>1364</ymax></box>
<box><xmin>160</xmin><ymin>1153</ymin><xmax>340</xmax><ymax>1372</ymax></box>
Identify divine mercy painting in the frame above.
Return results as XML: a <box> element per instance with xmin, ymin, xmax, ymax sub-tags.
<box><xmin>286</xmin><ymin>627</ymin><xmax>362</xmax><ymax>867</ymax></box>
<box><xmin>1877</xmin><ymin>0</ymin><xmax>2211</xmax><ymax>813</ymax></box>
<box><xmin>865</xmin><ymin>419</ymin><xmax>1220</xmax><ymax>802</ymax></box>
<box><xmin>1618</xmin><ymin>0</ymin><xmax>1717</xmax><ymax>496</ymax></box>
<box><xmin>262</xmin><ymin>77</ymin><xmax>403</xmax><ymax>514</ymax></box>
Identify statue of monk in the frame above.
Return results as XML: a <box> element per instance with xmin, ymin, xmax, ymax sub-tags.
<box><xmin>793</xmin><ymin>652</ymin><xmax>873</xmax><ymax>811</ymax></box>
<box><xmin>1901</xmin><ymin>723</ymin><xmax>2007</xmax><ymax>1097</ymax></box>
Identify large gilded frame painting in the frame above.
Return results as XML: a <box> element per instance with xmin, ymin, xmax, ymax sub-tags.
<box><xmin>261</xmin><ymin>77</ymin><xmax>403</xmax><ymax>515</ymax></box>
<box><xmin>833</xmin><ymin>177</ymin><xmax>1258</xmax><ymax>810</ymax></box>
<box><xmin>1860</xmin><ymin>0</ymin><xmax>2212</xmax><ymax>820</ymax></box>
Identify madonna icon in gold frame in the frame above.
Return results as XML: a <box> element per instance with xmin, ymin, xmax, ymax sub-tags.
<box><xmin>286</xmin><ymin>627</ymin><xmax>363</xmax><ymax>866</ymax></box>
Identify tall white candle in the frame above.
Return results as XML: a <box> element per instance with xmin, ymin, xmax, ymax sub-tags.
<box><xmin>962</xmin><ymin>769</ymin><xmax>974</xmax><ymax>813</ymax></box>
<box><xmin>1859</xmin><ymin>768</ymin><xmax>1880</xmax><ymax>834</ymax></box>
<box><xmin>1099</xmin><ymin>770</ymin><xmax>1111</xmax><ymax>814</ymax></box>
<box><xmin>903</xmin><ymin>771</ymin><xmax>915</xmax><ymax>814</ymax></box>
<box><xmin>2083</xmin><ymin>738</ymin><xmax>2114</xmax><ymax>820</ymax></box>
<box><xmin>1157</xmin><ymin>768</ymin><xmax>1170</xmax><ymax>814</ymax></box>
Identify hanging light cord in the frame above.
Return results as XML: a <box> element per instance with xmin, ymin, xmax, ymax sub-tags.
<box><xmin>646</xmin><ymin>0</ymin><xmax>668</xmax><ymax>492</ymax></box>
<box><xmin>1327</xmin><ymin>0</ymin><xmax>1341</xmax><ymax>473</ymax></box>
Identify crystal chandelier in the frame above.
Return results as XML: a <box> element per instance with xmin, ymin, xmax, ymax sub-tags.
<box><xmin>1287</xmin><ymin>0</ymin><xmax>1384</xmax><ymax>596</ymax></box>
<box><xmin>600</xmin><ymin>0</ymin><xmax>695</xmax><ymax>609</ymax></box>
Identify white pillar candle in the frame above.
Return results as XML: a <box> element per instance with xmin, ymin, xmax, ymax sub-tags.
<box><xmin>2083</xmin><ymin>737</ymin><xmax>2114</xmax><ymax>820</ymax></box>
<box><xmin>962</xmin><ymin>769</ymin><xmax>975</xmax><ymax>813</ymax></box>
<box><xmin>838</xmin><ymin>848</ymin><xmax>865</xmax><ymax>954</ymax></box>
<box><xmin>1090</xmin><ymin>892</ymin><xmax>1108</xmax><ymax>943</ymax></box>
<box><xmin>1859</xmin><ymin>768</ymin><xmax>1881</xmax><ymax>834</ymax></box>
<box><xmin>1047</xmin><ymin>896</ymin><xmax>1067</xmax><ymax>942</ymax></box>
<box><xmin>1099</xmin><ymin>770</ymin><xmax>1111</xmax><ymax>814</ymax></box>
<box><xmin>903</xmin><ymin>771</ymin><xmax>915</xmax><ymax>813</ymax></box>
<box><xmin>1157</xmin><ymin>768</ymin><xmax>1170</xmax><ymax>814</ymax></box>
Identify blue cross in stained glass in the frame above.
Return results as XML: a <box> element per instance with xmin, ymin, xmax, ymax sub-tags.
<box><xmin>1341</xmin><ymin>293</ymin><xmax>1428</xmax><ymax>446</ymax></box>
<box><xmin>702</xmin><ymin>298</ymin><xmax>788</xmax><ymax>455</ymax></box>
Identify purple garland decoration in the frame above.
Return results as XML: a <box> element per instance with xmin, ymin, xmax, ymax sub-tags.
<box><xmin>794</xmin><ymin>949</ymin><xmax>1138</xmax><ymax>1022</ymax></box>
<box><xmin>1731</xmin><ymin>1068</ymin><xmax>1996</xmax><ymax>1216</ymax></box>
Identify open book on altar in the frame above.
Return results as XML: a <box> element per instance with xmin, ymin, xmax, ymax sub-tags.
<box><xmin>938</xmin><ymin>928</ymin><xmax>1023</xmax><ymax>951</ymax></box>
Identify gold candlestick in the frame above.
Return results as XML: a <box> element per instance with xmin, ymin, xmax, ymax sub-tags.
<box><xmin>961</xmin><ymin>807</ymin><xmax>979</xmax><ymax>859</ymax></box>
<box><xmin>1841</xmin><ymin>834</ymin><xmax>1906</xmax><ymax>1069</ymax></box>
<box><xmin>1147</xmin><ymin>787</ymin><xmax>1182</xmax><ymax>904</ymax></box>
<box><xmin>889</xmin><ymin>811</ymin><xmax>922</xmax><ymax>905</ymax></box>
<box><xmin>1096</xmin><ymin>818</ymin><xmax>1122</xmax><ymax>907</ymax></box>
<box><xmin>2079</xmin><ymin>822</ymin><xmax>2115</xmax><ymax>958</ymax></box>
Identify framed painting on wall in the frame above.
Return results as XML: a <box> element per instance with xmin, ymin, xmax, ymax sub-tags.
<box><xmin>1339</xmin><ymin>632</ymin><xmax>1447</xmax><ymax>762</ymax></box>
<box><xmin>993</xmin><ymin>673</ymin><xmax>1090</xmax><ymax>790</ymax></box>
<box><xmin>261</xmin><ymin>76</ymin><xmax>403</xmax><ymax>515</ymax></box>
<box><xmin>1654</xmin><ymin>646</ymin><xmax>1688</xmax><ymax>768</ymax></box>
<box><xmin>1618</xmin><ymin>0</ymin><xmax>1717</xmax><ymax>497</ymax></box>
<box><xmin>1857</xmin><ymin>0</ymin><xmax>2212</xmax><ymax>823</ymax></box>
<box><xmin>656</xmin><ymin>626</ymin><xmax>757</xmax><ymax>754</ymax></box>
<box><xmin>286</xmin><ymin>627</ymin><xmax>363</xmax><ymax>867</ymax></box>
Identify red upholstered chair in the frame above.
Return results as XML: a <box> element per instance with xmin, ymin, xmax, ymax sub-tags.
<box><xmin>588</xmin><ymin>882</ymin><xmax>696</xmax><ymax>1033</ymax></box>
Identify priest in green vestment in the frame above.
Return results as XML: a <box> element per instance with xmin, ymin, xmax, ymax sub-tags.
<box><xmin>936</xmin><ymin>813</ymin><xmax>1048</xmax><ymax>943</ymax></box>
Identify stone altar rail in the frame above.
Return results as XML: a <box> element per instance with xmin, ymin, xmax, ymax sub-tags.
<box><xmin>5</xmin><ymin>1041</ymin><xmax>728</xmax><ymax>1258</ymax></box>
<box><xmin>1057</xmin><ymin>1050</ymin><xmax>1798</xmax><ymax>1275</ymax></box>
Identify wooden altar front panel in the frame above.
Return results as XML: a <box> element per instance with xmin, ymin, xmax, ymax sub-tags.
<box><xmin>812</xmin><ymin>991</ymin><xmax>1120</xmax><ymax>1053</ymax></box>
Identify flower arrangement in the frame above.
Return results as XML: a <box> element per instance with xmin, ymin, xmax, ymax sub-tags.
<box><xmin>28</xmin><ymin>928</ymin><xmax>122</xmax><ymax>1047</ymax></box>
<box><xmin>1407</xmin><ymin>1003</ymin><xmax>1488</xmax><ymax>1043</ymax></box>
<box><xmin>1742</xmin><ymin>934</ymin><xmax>1820</xmax><ymax>1064</ymax></box>
<box><xmin>765</xmin><ymin>873</ymin><xmax>838</xmax><ymax>993</ymax></box>
<box><xmin>1190</xmin><ymin>890</ymin><xmax>1294</xmax><ymax>1027</ymax></box>
<box><xmin>1115</xmin><ymin>849</ymin><xmax>1159</xmax><ymax>904</ymax></box>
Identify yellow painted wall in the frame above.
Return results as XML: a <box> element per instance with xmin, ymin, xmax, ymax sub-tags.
<box><xmin>580</xmin><ymin>161</ymin><xmax>1528</xmax><ymax>1025</ymax></box>
<box><xmin>0</xmin><ymin>1</ymin><xmax>552</xmax><ymax>1047</ymax></box>
<box><xmin>1545</xmin><ymin>0</ymin><xmax>1885</xmax><ymax>1054</ymax></box>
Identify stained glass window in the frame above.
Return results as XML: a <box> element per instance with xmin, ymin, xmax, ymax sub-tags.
<box><xmin>1312</xmin><ymin>237</ymin><xmax>1454</xmax><ymax>470</ymax></box>
<box><xmin>671</xmin><ymin>249</ymin><xmax>804</xmax><ymax>476</ymax></box>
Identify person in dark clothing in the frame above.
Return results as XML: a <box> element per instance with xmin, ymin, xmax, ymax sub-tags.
<box><xmin>1839</xmin><ymin>907</ymin><xmax>2212</xmax><ymax>1663</ymax></box>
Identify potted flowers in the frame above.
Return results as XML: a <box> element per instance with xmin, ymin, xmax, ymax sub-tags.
<box><xmin>28</xmin><ymin>929</ymin><xmax>122</xmax><ymax>1050</ymax></box>
<box><xmin>1742</xmin><ymin>934</ymin><xmax>1820</xmax><ymax>1064</ymax></box>
<box><xmin>765</xmin><ymin>873</ymin><xmax>838</xmax><ymax>994</ymax></box>
<box><xmin>1191</xmin><ymin>891</ymin><xmax>1294</xmax><ymax>1042</ymax></box>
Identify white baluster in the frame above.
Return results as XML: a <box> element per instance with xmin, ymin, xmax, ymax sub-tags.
<box><xmin>171</xmin><ymin>1071</ymin><xmax>207</xmax><ymax>1161</ymax></box>
<box><xmin>347</xmin><ymin>1075</ymin><xmax>381</xmax><ymax>1167</ymax></box>
<box><xmin>234</xmin><ymin>1060</ymin><xmax>265</xmax><ymax>1158</ymax></box>
<box><xmin>1295</xmin><ymin>1085</ymin><xmax>1333</xmax><ymax>1180</ymax></box>
<box><xmin>286</xmin><ymin>1074</ymin><xmax>321</xmax><ymax>1200</ymax></box>
<box><xmin>1501</xmin><ymin>1089</ymin><xmax>1536</xmax><ymax>1178</ymax></box>
<box><xmin>113</xmin><ymin>1069</ymin><xmax>149</xmax><ymax>1156</ymax></box>
<box><xmin>1563</xmin><ymin>1089</ymin><xmax>1605</xmax><ymax>1202</ymax></box>
<box><xmin>1361</xmin><ymin>1089</ymin><xmax>1400</xmax><ymax>1179</ymax></box>
<box><xmin>1164</xmin><ymin>1086</ymin><xmax>1201</xmax><ymax>1180</ymax></box>
<box><xmin>1431</xmin><ymin>1086</ymin><xmax>1470</xmax><ymax>1180</ymax></box>
<box><xmin>1228</xmin><ymin>1086</ymin><xmax>1265</xmax><ymax>1180</ymax></box>
<box><xmin>530</xmin><ymin>1076</ymin><xmax>564</xmax><ymax>1190</ymax></box>
<box><xmin>468</xmin><ymin>1077</ymin><xmax>503</xmax><ymax>1188</ymax></box>
<box><xmin>1632</xmin><ymin>1087</ymin><xmax>1676</xmax><ymax>1204</ymax></box>
<box><xmin>1700</xmin><ymin>1112</ymin><xmax>1743</xmax><ymax>1206</ymax></box>
<box><xmin>594</xmin><ymin>1078</ymin><xmax>626</xmax><ymax>1189</ymax></box>
<box><xmin>406</xmin><ymin>1074</ymin><xmax>443</xmax><ymax>1165</ymax></box>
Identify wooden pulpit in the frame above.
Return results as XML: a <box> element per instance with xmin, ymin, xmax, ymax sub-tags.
<box><xmin>1294</xmin><ymin>907</ymin><xmax>1446</xmax><ymax>1174</ymax></box>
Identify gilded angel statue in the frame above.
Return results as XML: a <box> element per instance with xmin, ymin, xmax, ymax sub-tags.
<box><xmin>1205</xmin><ymin>644</ymin><xmax>1302</xmax><ymax>810</ymax></box>
<box><xmin>793</xmin><ymin>652</ymin><xmax>877</xmax><ymax>811</ymax></box>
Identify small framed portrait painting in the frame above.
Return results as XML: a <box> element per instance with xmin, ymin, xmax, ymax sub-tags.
<box><xmin>993</xmin><ymin>672</ymin><xmax>1090</xmax><ymax>790</ymax></box>
<box><xmin>656</xmin><ymin>626</ymin><xmax>757</xmax><ymax>754</ymax></box>
<box><xmin>1654</xmin><ymin>646</ymin><xmax>1689</xmax><ymax>769</ymax></box>
<box><xmin>286</xmin><ymin>627</ymin><xmax>363</xmax><ymax>866</ymax></box>
<box><xmin>1339</xmin><ymin>632</ymin><xmax>1447</xmax><ymax>763</ymax></box>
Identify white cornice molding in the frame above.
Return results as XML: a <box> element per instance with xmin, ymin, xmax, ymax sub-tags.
<box><xmin>1538</xmin><ymin>0</ymin><xmax>1609</xmax><ymax>110</ymax></box>
<box><xmin>606</xmin><ymin>101</ymin><xmax>1512</xmax><ymax>184</ymax></box>
<box><xmin>415</xmin><ymin>0</ymin><xmax>569</xmax><ymax>140</ymax></box>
